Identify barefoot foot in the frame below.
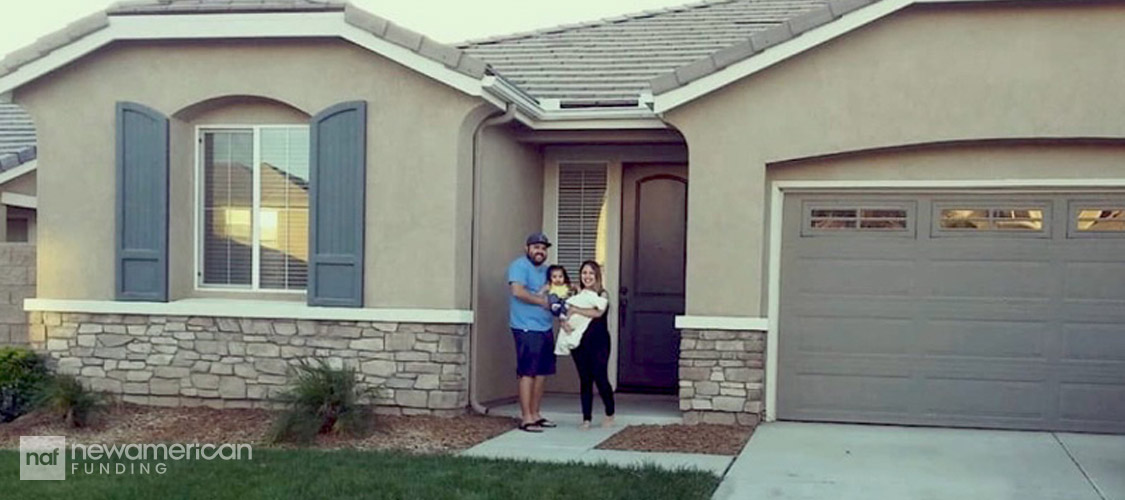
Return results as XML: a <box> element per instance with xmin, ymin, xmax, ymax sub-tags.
<box><xmin>601</xmin><ymin>416</ymin><xmax>615</xmax><ymax>428</ymax></box>
<box><xmin>579</xmin><ymin>421</ymin><xmax>591</xmax><ymax>431</ymax></box>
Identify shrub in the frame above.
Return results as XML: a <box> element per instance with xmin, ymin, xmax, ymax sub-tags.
<box><xmin>268</xmin><ymin>359</ymin><xmax>375</xmax><ymax>444</ymax></box>
<box><xmin>36</xmin><ymin>374</ymin><xmax>105</xmax><ymax>428</ymax></box>
<box><xmin>0</xmin><ymin>347</ymin><xmax>49</xmax><ymax>422</ymax></box>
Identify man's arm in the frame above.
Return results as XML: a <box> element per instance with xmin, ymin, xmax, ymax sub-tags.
<box><xmin>510</xmin><ymin>282</ymin><xmax>549</xmax><ymax>308</ymax></box>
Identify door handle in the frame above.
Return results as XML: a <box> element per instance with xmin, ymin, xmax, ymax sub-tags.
<box><xmin>619</xmin><ymin>286</ymin><xmax>628</xmax><ymax>329</ymax></box>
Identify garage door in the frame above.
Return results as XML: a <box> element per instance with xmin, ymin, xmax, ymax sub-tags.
<box><xmin>778</xmin><ymin>193</ymin><xmax>1125</xmax><ymax>433</ymax></box>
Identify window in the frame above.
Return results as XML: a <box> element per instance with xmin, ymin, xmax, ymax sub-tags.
<box><xmin>802</xmin><ymin>202</ymin><xmax>914</xmax><ymax>237</ymax></box>
<box><xmin>198</xmin><ymin>126</ymin><xmax>309</xmax><ymax>291</ymax></box>
<box><xmin>936</xmin><ymin>204</ymin><xmax>1046</xmax><ymax>234</ymax></box>
<box><xmin>556</xmin><ymin>163</ymin><xmax>608</xmax><ymax>272</ymax></box>
<box><xmin>1069</xmin><ymin>201</ymin><xmax>1125</xmax><ymax>237</ymax></box>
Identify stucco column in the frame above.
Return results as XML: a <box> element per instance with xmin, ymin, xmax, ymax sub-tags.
<box><xmin>681</xmin><ymin>136</ymin><xmax>769</xmax><ymax>317</ymax></box>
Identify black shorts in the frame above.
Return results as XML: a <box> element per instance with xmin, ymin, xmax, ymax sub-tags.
<box><xmin>511</xmin><ymin>328</ymin><xmax>556</xmax><ymax>377</ymax></box>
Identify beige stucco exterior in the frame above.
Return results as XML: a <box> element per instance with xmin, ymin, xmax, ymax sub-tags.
<box><xmin>15</xmin><ymin>38</ymin><xmax>486</xmax><ymax>308</ymax></box>
<box><xmin>664</xmin><ymin>2</ymin><xmax>1125</xmax><ymax>317</ymax></box>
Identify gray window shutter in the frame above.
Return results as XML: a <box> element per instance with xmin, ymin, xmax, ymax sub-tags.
<box><xmin>308</xmin><ymin>101</ymin><xmax>366</xmax><ymax>307</ymax></box>
<box><xmin>115</xmin><ymin>102</ymin><xmax>169</xmax><ymax>301</ymax></box>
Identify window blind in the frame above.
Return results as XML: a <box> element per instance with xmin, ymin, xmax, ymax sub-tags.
<box><xmin>556</xmin><ymin>163</ymin><xmax>608</xmax><ymax>275</ymax></box>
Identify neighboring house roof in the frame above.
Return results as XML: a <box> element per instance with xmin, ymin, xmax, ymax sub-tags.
<box><xmin>0</xmin><ymin>104</ymin><xmax>36</xmax><ymax>172</ymax></box>
<box><xmin>460</xmin><ymin>0</ymin><xmax>830</xmax><ymax>106</ymax></box>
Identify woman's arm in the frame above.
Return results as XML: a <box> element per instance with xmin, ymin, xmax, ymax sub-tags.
<box><xmin>568</xmin><ymin>291</ymin><xmax>609</xmax><ymax>318</ymax></box>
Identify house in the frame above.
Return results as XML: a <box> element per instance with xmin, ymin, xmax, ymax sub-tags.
<box><xmin>2</xmin><ymin>0</ymin><xmax>1123</xmax><ymax>432</ymax></box>
<box><xmin>0</xmin><ymin>104</ymin><xmax>37</xmax><ymax>242</ymax></box>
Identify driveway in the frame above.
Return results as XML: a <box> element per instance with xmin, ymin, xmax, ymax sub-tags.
<box><xmin>714</xmin><ymin>422</ymin><xmax>1124</xmax><ymax>500</ymax></box>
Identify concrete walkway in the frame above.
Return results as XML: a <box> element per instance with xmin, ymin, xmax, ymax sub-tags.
<box><xmin>714</xmin><ymin>422</ymin><xmax>1125</xmax><ymax>500</ymax></box>
<box><xmin>462</xmin><ymin>393</ymin><xmax>734</xmax><ymax>475</ymax></box>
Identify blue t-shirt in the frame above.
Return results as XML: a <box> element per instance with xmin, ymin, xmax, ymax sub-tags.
<box><xmin>508</xmin><ymin>256</ymin><xmax>552</xmax><ymax>331</ymax></box>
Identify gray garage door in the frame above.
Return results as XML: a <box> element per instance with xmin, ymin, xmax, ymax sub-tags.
<box><xmin>779</xmin><ymin>192</ymin><xmax>1125</xmax><ymax>434</ymax></box>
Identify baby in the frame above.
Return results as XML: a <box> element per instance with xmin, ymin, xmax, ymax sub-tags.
<box><xmin>540</xmin><ymin>265</ymin><xmax>575</xmax><ymax>333</ymax></box>
<box><xmin>554</xmin><ymin>287</ymin><xmax>609</xmax><ymax>355</ymax></box>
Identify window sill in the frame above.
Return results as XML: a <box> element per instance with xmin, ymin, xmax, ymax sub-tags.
<box><xmin>23</xmin><ymin>298</ymin><xmax>473</xmax><ymax>324</ymax></box>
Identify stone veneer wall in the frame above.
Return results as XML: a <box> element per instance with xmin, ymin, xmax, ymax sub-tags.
<box><xmin>28</xmin><ymin>312</ymin><xmax>469</xmax><ymax>415</ymax></box>
<box><xmin>678</xmin><ymin>329</ymin><xmax>765</xmax><ymax>426</ymax></box>
<box><xmin>0</xmin><ymin>244</ymin><xmax>35</xmax><ymax>346</ymax></box>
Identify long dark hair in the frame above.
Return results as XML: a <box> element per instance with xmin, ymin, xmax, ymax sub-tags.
<box><xmin>578</xmin><ymin>260</ymin><xmax>604</xmax><ymax>295</ymax></box>
<box><xmin>546</xmin><ymin>265</ymin><xmax>571</xmax><ymax>286</ymax></box>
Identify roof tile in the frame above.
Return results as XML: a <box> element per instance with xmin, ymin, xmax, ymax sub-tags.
<box><xmin>786</xmin><ymin>5</ymin><xmax>836</xmax><ymax>33</ymax></box>
<box><xmin>828</xmin><ymin>0</ymin><xmax>875</xmax><ymax>17</ymax></box>
<box><xmin>344</xmin><ymin>4</ymin><xmax>389</xmax><ymax>37</ymax></box>
<box><xmin>463</xmin><ymin>0</ymin><xmax>831</xmax><ymax>104</ymax></box>
<box><xmin>383</xmin><ymin>22</ymin><xmax>424</xmax><ymax>52</ymax></box>
<box><xmin>711</xmin><ymin>39</ymin><xmax>757</xmax><ymax>69</ymax></box>
<box><xmin>418</xmin><ymin>37</ymin><xmax>463</xmax><ymax>69</ymax></box>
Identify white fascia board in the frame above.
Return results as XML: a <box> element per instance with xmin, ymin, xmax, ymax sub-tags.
<box><xmin>482</xmin><ymin>75</ymin><xmax>668</xmax><ymax>130</ymax></box>
<box><xmin>0</xmin><ymin>161</ymin><xmax>36</xmax><ymax>186</ymax></box>
<box><xmin>675</xmin><ymin>315</ymin><xmax>769</xmax><ymax>331</ymax></box>
<box><xmin>652</xmin><ymin>0</ymin><xmax>914</xmax><ymax>114</ymax></box>
<box><xmin>25</xmin><ymin>298</ymin><xmax>474</xmax><ymax>324</ymax></box>
<box><xmin>1</xmin><ymin>192</ymin><xmax>36</xmax><ymax>209</ymax></box>
<box><xmin>1</xmin><ymin>12</ymin><xmax>487</xmax><ymax>100</ymax></box>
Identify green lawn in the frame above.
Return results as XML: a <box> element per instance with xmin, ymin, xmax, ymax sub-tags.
<box><xmin>1</xmin><ymin>449</ymin><xmax>719</xmax><ymax>499</ymax></box>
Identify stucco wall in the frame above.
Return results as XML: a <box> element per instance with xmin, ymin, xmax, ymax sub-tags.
<box><xmin>472</xmin><ymin>123</ymin><xmax>543</xmax><ymax>405</ymax></box>
<box><xmin>664</xmin><ymin>3</ymin><xmax>1125</xmax><ymax>316</ymax></box>
<box><xmin>15</xmin><ymin>38</ymin><xmax>485</xmax><ymax>308</ymax></box>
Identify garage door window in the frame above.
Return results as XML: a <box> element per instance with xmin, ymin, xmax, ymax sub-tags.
<box><xmin>934</xmin><ymin>203</ymin><xmax>1048</xmax><ymax>237</ymax></box>
<box><xmin>1069</xmin><ymin>202</ymin><xmax>1125</xmax><ymax>237</ymax></box>
<box><xmin>802</xmin><ymin>203</ymin><xmax>913</xmax><ymax>236</ymax></box>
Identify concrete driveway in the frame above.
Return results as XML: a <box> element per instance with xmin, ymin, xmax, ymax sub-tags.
<box><xmin>714</xmin><ymin>422</ymin><xmax>1124</xmax><ymax>500</ymax></box>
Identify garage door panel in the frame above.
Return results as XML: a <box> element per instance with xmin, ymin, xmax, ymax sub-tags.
<box><xmin>788</xmin><ymin>316</ymin><xmax>914</xmax><ymax>355</ymax></box>
<box><xmin>1059</xmin><ymin>383</ymin><xmax>1125</xmax><ymax>422</ymax></box>
<box><xmin>922</xmin><ymin>298</ymin><xmax>1052</xmax><ymax>322</ymax></box>
<box><xmin>1062</xmin><ymin>324</ymin><xmax>1125</xmax><ymax>362</ymax></box>
<box><xmin>793</xmin><ymin>259</ymin><xmax>915</xmax><ymax>295</ymax></box>
<box><xmin>1064</xmin><ymin>263</ymin><xmax>1125</xmax><ymax>299</ymax></box>
<box><xmin>786</xmin><ymin>373</ymin><xmax>913</xmax><ymax>413</ymax></box>
<box><xmin>780</xmin><ymin>193</ymin><xmax>1125</xmax><ymax>433</ymax></box>
<box><xmin>920</xmin><ymin>320</ymin><xmax>1048</xmax><ymax>359</ymax></box>
<box><xmin>921</xmin><ymin>378</ymin><xmax>1046</xmax><ymax>419</ymax></box>
<box><xmin>926</xmin><ymin>261</ymin><xmax>1054</xmax><ymax>298</ymax></box>
<box><xmin>1061</xmin><ymin>301</ymin><xmax>1125</xmax><ymax>323</ymax></box>
<box><xmin>786</xmin><ymin>296</ymin><xmax>919</xmax><ymax>319</ymax></box>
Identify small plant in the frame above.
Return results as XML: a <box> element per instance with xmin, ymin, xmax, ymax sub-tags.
<box><xmin>36</xmin><ymin>373</ymin><xmax>106</xmax><ymax>428</ymax></box>
<box><xmin>268</xmin><ymin>359</ymin><xmax>375</xmax><ymax>444</ymax></box>
<box><xmin>0</xmin><ymin>347</ymin><xmax>49</xmax><ymax>422</ymax></box>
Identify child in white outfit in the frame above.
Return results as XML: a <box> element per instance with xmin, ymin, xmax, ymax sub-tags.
<box><xmin>554</xmin><ymin>288</ymin><xmax>609</xmax><ymax>355</ymax></box>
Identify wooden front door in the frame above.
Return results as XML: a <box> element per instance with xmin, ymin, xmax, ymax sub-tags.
<box><xmin>618</xmin><ymin>164</ymin><xmax>687</xmax><ymax>393</ymax></box>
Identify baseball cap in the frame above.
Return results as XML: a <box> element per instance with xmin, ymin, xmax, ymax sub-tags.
<box><xmin>525</xmin><ymin>232</ymin><xmax>552</xmax><ymax>247</ymax></box>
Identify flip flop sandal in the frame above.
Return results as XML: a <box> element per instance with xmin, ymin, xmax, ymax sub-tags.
<box><xmin>534</xmin><ymin>418</ymin><xmax>557</xmax><ymax>428</ymax></box>
<box><xmin>518</xmin><ymin>422</ymin><xmax>544</xmax><ymax>433</ymax></box>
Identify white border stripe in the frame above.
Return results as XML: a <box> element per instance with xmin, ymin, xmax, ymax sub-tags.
<box><xmin>674</xmin><ymin>315</ymin><xmax>769</xmax><ymax>331</ymax></box>
<box><xmin>765</xmin><ymin>178</ymin><xmax>1125</xmax><ymax>422</ymax></box>
<box><xmin>24</xmin><ymin>298</ymin><xmax>474</xmax><ymax>324</ymax></box>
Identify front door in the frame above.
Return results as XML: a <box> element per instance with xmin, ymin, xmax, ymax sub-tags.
<box><xmin>618</xmin><ymin>164</ymin><xmax>687</xmax><ymax>393</ymax></box>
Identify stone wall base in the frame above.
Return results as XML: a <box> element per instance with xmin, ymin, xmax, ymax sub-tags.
<box><xmin>30</xmin><ymin>312</ymin><xmax>469</xmax><ymax>415</ymax></box>
<box><xmin>679</xmin><ymin>329</ymin><xmax>765</xmax><ymax>426</ymax></box>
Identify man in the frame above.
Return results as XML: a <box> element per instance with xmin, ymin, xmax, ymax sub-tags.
<box><xmin>507</xmin><ymin>232</ymin><xmax>559</xmax><ymax>432</ymax></box>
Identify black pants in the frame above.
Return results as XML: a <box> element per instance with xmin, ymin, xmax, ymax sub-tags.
<box><xmin>571</xmin><ymin>335</ymin><xmax>615</xmax><ymax>421</ymax></box>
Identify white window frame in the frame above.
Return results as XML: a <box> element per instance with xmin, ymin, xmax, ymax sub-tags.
<box><xmin>194</xmin><ymin>124</ymin><xmax>309</xmax><ymax>293</ymax></box>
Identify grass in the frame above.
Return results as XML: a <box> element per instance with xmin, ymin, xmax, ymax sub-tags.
<box><xmin>0</xmin><ymin>449</ymin><xmax>719</xmax><ymax>500</ymax></box>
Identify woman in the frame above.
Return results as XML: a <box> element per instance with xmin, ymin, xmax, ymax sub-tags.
<box><xmin>566</xmin><ymin>260</ymin><xmax>616</xmax><ymax>430</ymax></box>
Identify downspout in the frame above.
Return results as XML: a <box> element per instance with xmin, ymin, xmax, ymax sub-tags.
<box><xmin>468</xmin><ymin>103</ymin><xmax>516</xmax><ymax>415</ymax></box>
